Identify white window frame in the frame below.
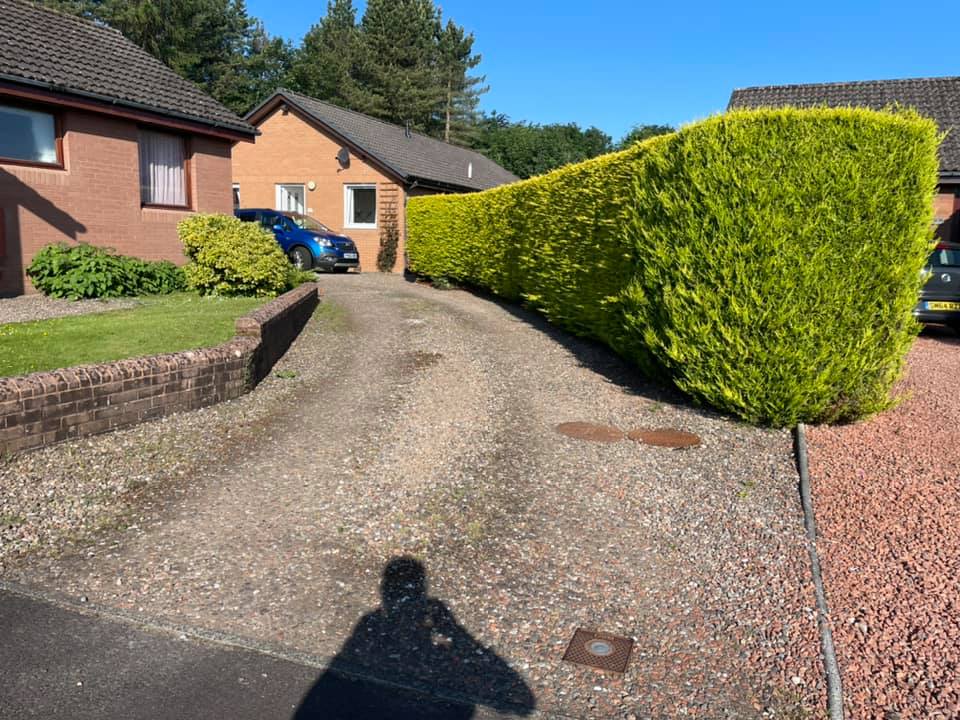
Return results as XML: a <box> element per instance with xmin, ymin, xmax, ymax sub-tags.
<box><xmin>344</xmin><ymin>183</ymin><xmax>377</xmax><ymax>229</ymax></box>
<box><xmin>275</xmin><ymin>183</ymin><xmax>305</xmax><ymax>214</ymax></box>
<box><xmin>232</xmin><ymin>183</ymin><xmax>240</xmax><ymax>209</ymax></box>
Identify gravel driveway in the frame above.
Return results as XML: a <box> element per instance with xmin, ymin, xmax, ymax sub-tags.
<box><xmin>1</xmin><ymin>274</ymin><xmax>820</xmax><ymax>718</ymax></box>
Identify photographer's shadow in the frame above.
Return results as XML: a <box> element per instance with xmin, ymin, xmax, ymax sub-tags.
<box><xmin>293</xmin><ymin>556</ymin><xmax>535</xmax><ymax>719</ymax></box>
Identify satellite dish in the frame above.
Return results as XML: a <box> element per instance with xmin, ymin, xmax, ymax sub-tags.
<box><xmin>336</xmin><ymin>147</ymin><xmax>350</xmax><ymax>167</ymax></box>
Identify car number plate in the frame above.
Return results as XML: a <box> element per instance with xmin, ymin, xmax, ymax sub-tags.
<box><xmin>343</xmin><ymin>252</ymin><xmax>358</xmax><ymax>259</ymax></box>
<box><xmin>927</xmin><ymin>301</ymin><xmax>960</xmax><ymax>310</ymax></box>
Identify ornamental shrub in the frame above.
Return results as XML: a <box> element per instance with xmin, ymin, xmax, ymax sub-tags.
<box><xmin>26</xmin><ymin>243</ymin><xmax>186</xmax><ymax>299</ymax></box>
<box><xmin>178</xmin><ymin>214</ymin><xmax>291</xmax><ymax>297</ymax></box>
<box><xmin>377</xmin><ymin>216</ymin><xmax>400</xmax><ymax>272</ymax></box>
<box><xmin>407</xmin><ymin>107</ymin><xmax>940</xmax><ymax>426</ymax></box>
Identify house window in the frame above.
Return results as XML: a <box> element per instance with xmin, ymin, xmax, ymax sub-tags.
<box><xmin>139</xmin><ymin>129</ymin><xmax>188</xmax><ymax>207</ymax></box>
<box><xmin>344</xmin><ymin>184</ymin><xmax>376</xmax><ymax>228</ymax></box>
<box><xmin>232</xmin><ymin>183</ymin><xmax>241</xmax><ymax>209</ymax></box>
<box><xmin>0</xmin><ymin>102</ymin><xmax>61</xmax><ymax>166</ymax></box>
<box><xmin>276</xmin><ymin>184</ymin><xmax>305</xmax><ymax>214</ymax></box>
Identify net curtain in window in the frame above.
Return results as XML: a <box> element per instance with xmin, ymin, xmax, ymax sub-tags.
<box><xmin>139</xmin><ymin>131</ymin><xmax>186</xmax><ymax>206</ymax></box>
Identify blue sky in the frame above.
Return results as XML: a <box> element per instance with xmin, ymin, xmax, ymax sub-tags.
<box><xmin>247</xmin><ymin>0</ymin><xmax>954</xmax><ymax>142</ymax></box>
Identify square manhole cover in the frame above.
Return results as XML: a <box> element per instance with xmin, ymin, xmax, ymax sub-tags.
<box><xmin>562</xmin><ymin>628</ymin><xmax>633</xmax><ymax>673</ymax></box>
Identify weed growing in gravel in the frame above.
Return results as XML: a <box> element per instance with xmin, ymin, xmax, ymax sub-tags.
<box><xmin>274</xmin><ymin>370</ymin><xmax>298</xmax><ymax>379</ymax></box>
<box><xmin>768</xmin><ymin>689</ymin><xmax>815</xmax><ymax>720</ymax></box>
<box><xmin>431</xmin><ymin>276</ymin><xmax>456</xmax><ymax>290</ymax></box>
<box><xmin>313</xmin><ymin>301</ymin><xmax>348</xmax><ymax>332</ymax></box>
<box><xmin>0</xmin><ymin>514</ymin><xmax>25</xmax><ymax>527</ymax></box>
<box><xmin>466</xmin><ymin>520</ymin><xmax>484</xmax><ymax>543</ymax></box>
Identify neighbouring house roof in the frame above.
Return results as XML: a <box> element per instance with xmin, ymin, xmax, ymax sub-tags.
<box><xmin>248</xmin><ymin>89</ymin><xmax>518</xmax><ymax>192</ymax></box>
<box><xmin>0</xmin><ymin>0</ymin><xmax>255</xmax><ymax>139</ymax></box>
<box><xmin>728</xmin><ymin>76</ymin><xmax>960</xmax><ymax>176</ymax></box>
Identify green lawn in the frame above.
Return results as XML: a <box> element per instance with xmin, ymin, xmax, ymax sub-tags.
<box><xmin>0</xmin><ymin>293</ymin><xmax>264</xmax><ymax>377</ymax></box>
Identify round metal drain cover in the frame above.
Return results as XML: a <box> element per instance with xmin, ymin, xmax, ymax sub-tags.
<box><xmin>627</xmin><ymin>428</ymin><xmax>701</xmax><ymax>448</ymax></box>
<box><xmin>586</xmin><ymin>640</ymin><xmax>614</xmax><ymax>656</ymax></box>
<box><xmin>555</xmin><ymin>422</ymin><xmax>624</xmax><ymax>443</ymax></box>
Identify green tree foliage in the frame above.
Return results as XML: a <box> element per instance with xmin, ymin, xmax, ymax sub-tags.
<box><xmin>41</xmin><ymin>0</ymin><xmax>292</xmax><ymax>115</ymax></box>
<box><xmin>470</xmin><ymin>112</ymin><xmax>613</xmax><ymax>178</ymax></box>
<box><xmin>616</xmin><ymin>123</ymin><xmax>675</xmax><ymax>149</ymax></box>
<box><xmin>435</xmin><ymin>18</ymin><xmax>486</xmax><ymax>143</ymax></box>
<box><xmin>43</xmin><ymin>0</ymin><xmax>669</xmax><ymax>167</ymax></box>
<box><xmin>289</xmin><ymin>0</ymin><xmax>362</xmax><ymax>109</ymax></box>
<box><xmin>289</xmin><ymin>0</ymin><xmax>485</xmax><ymax>139</ymax></box>
<box><xmin>210</xmin><ymin>20</ymin><xmax>295</xmax><ymax>114</ymax></box>
<box><xmin>351</xmin><ymin>0</ymin><xmax>443</xmax><ymax>130</ymax></box>
<box><xmin>407</xmin><ymin>108</ymin><xmax>940</xmax><ymax>426</ymax></box>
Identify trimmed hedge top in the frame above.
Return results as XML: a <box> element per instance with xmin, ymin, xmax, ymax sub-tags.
<box><xmin>407</xmin><ymin>107</ymin><xmax>940</xmax><ymax>426</ymax></box>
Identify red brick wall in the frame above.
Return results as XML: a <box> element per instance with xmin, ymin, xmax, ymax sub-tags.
<box><xmin>934</xmin><ymin>189</ymin><xmax>958</xmax><ymax>243</ymax></box>
<box><xmin>0</xmin><ymin>283</ymin><xmax>319</xmax><ymax>456</ymax></box>
<box><xmin>0</xmin><ymin>104</ymin><xmax>234</xmax><ymax>295</ymax></box>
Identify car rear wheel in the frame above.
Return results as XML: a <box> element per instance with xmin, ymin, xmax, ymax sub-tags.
<box><xmin>288</xmin><ymin>246</ymin><xmax>312</xmax><ymax>271</ymax></box>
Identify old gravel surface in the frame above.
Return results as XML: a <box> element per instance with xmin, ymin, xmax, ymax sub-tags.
<box><xmin>807</xmin><ymin>329</ymin><xmax>960</xmax><ymax>719</ymax></box>
<box><xmin>1</xmin><ymin>274</ymin><xmax>821</xmax><ymax>718</ymax></box>
<box><xmin>0</xmin><ymin>295</ymin><xmax>136</xmax><ymax>325</ymax></box>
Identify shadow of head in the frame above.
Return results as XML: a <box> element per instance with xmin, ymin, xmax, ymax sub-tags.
<box><xmin>381</xmin><ymin>555</ymin><xmax>427</xmax><ymax>612</ymax></box>
<box><xmin>292</xmin><ymin>555</ymin><xmax>536</xmax><ymax>719</ymax></box>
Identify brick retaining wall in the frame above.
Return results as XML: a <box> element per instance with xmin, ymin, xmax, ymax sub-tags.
<box><xmin>0</xmin><ymin>283</ymin><xmax>319</xmax><ymax>456</ymax></box>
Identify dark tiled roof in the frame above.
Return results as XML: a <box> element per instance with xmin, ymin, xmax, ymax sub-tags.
<box><xmin>0</xmin><ymin>0</ymin><xmax>254</xmax><ymax>136</ymax></box>
<box><xmin>255</xmin><ymin>89</ymin><xmax>518</xmax><ymax>191</ymax></box>
<box><xmin>729</xmin><ymin>76</ymin><xmax>960</xmax><ymax>173</ymax></box>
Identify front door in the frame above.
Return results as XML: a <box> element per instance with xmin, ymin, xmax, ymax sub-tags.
<box><xmin>276</xmin><ymin>184</ymin><xmax>305</xmax><ymax>214</ymax></box>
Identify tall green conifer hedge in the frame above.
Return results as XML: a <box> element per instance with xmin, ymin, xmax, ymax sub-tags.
<box><xmin>407</xmin><ymin>108</ymin><xmax>940</xmax><ymax>426</ymax></box>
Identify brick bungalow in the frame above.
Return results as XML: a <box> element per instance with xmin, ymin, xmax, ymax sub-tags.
<box><xmin>729</xmin><ymin>77</ymin><xmax>960</xmax><ymax>242</ymax></box>
<box><xmin>0</xmin><ymin>0</ymin><xmax>257</xmax><ymax>296</ymax></box>
<box><xmin>232</xmin><ymin>89</ymin><xmax>517</xmax><ymax>272</ymax></box>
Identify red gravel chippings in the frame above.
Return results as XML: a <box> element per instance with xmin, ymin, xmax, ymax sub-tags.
<box><xmin>807</xmin><ymin>331</ymin><xmax>960</xmax><ymax>719</ymax></box>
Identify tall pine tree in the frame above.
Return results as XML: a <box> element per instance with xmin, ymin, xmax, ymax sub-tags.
<box><xmin>211</xmin><ymin>20</ymin><xmax>295</xmax><ymax>114</ymax></box>
<box><xmin>289</xmin><ymin>0</ymin><xmax>362</xmax><ymax>109</ymax></box>
<box><xmin>354</xmin><ymin>0</ymin><xmax>443</xmax><ymax>132</ymax></box>
<box><xmin>435</xmin><ymin>19</ymin><xmax>486</xmax><ymax>144</ymax></box>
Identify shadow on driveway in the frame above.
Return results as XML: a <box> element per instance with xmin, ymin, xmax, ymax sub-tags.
<box><xmin>404</xmin><ymin>274</ymin><xmax>698</xmax><ymax>411</ymax></box>
<box><xmin>293</xmin><ymin>556</ymin><xmax>535</xmax><ymax>719</ymax></box>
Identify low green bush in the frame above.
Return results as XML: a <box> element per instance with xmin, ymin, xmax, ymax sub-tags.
<box><xmin>408</xmin><ymin>107</ymin><xmax>940</xmax><ymax>426</ymax></box>
<box><xmin>178</xmin><ymin>214</ymin><xmax>292</xmax><ymax>297</ymax></box>
<box><xmin>26</xmin><ymin>243</ymin><xmax>186</xmax><ymax>299</ymax></box>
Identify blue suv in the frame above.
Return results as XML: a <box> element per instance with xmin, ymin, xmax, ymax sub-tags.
<box><xmin>235</xmin><ymin>209</ymin><xmax>360</xmax><ymax>273</ymax></box>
